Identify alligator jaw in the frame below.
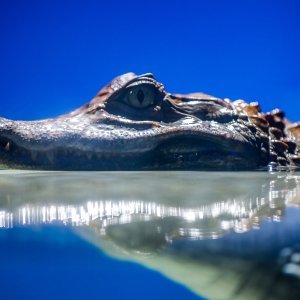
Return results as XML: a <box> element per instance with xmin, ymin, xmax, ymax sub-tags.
<box><xmin>0</xmin><ymin>116</ymin><xmax>260</xmax><ymax>171</ymax></box>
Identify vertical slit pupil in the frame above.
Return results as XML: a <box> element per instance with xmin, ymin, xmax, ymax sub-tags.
<box><xmin>137</xmin><ymin>89</ymin><xmax>144</xmax><ymax>104</ymax></box>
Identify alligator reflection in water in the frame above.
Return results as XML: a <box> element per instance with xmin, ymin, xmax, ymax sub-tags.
<box><xmin>0</xmin><ymin>171</ymin><xmax>300</xmax><ymax>299</ymax></box>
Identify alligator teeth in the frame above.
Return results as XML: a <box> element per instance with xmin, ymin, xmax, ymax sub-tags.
<box><xmin>4</xmin><ymin>142</ymin><xmax>10</xmax><ymax>152</ymax></box>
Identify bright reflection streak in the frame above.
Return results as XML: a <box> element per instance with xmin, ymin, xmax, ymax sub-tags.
<box><xmin>0</xmin><ymin>210</ymin><xmax>13</xmax><ymax>228</ymax></box>
<box><xmin>0</xmin><ymin>198</ymin><xmax>256</xmax><ymax>229</ymax></box>
<box><xmin>0</xmin><ymin>174</ymin><xmax>299</xmax><ymax>240</ymax></box>
<box><xmin>0</xmin><ymin>191</ymin><xmax>295</xmax><ymax>236</ymax></box>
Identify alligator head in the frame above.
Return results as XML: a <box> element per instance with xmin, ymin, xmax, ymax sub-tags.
<box><xmin>0</xmin><ymin>73</ymin><xmax>299</xmax><ymax>170</ymax></box>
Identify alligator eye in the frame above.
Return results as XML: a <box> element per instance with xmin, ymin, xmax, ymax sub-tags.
<box><xmin>125</xmin><ymin>85</ymin><xmax>156</xmax><ymax>108</ymax></box>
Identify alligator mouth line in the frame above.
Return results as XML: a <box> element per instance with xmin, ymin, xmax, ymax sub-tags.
<box><xmin>0</xmin><ymin>135</ymin><xmax>257</xmax><ymax>171</ymax></box>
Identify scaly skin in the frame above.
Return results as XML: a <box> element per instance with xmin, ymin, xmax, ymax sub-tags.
<box><xmin>0</xmin><ymin>73</ymin><xmax>299</xmax><ymax>170</ymax></box>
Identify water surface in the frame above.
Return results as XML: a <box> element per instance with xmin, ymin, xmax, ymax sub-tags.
<box><xmin>0</xmin><ymin>171</ymin><xmax>300</xmax><ymax>299</ymax></box>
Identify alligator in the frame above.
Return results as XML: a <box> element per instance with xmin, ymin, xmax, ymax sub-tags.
<box><xmin>0</xmin><ymin>72</ymin><xmax>299</xmax><ymax>170</ymax></box>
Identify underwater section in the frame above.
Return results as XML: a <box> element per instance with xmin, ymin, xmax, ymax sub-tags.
<box><xmin>0</xmin><ymin>171</ymin><xmax>300</xmax><ymax>299</ymax></box>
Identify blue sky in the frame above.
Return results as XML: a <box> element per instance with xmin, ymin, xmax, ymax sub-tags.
<box><xmin>0</xmin><ymin>0</ymin><xmax>299</xmax><ymax>121</ymax></box>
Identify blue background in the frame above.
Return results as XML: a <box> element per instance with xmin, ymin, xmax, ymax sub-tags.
<box><xmin>0</xmin><ymin>0</ymin><xmax>299</xmax><ymax>121</ymax></box>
